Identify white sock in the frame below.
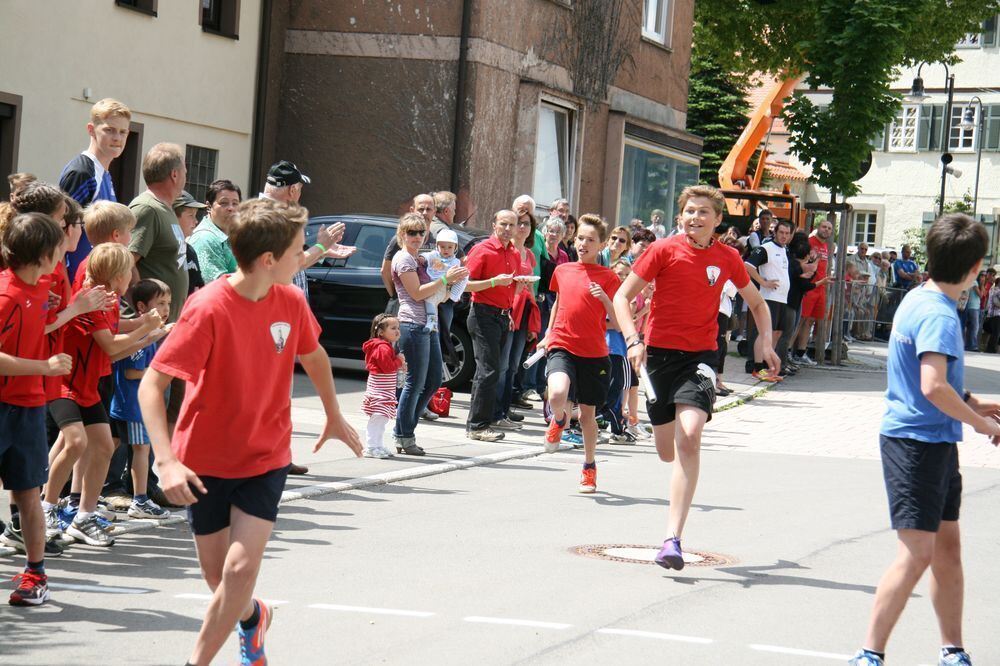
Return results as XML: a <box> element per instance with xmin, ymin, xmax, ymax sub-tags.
<box><xmin>41</xmin><ymin>500</ymin><xmax>55</xmax><ymax>511</ymax></box>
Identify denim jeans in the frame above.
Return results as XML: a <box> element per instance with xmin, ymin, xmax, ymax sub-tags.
<box><xmin>495</xmin><ymin>318</ymin><xmax>528</xmax><ymax>421</ymax></box>
<box><xmin>467</xmin><ymin>304</ymin><xmax>509</xmax><ymax>431</ymax></box>
<box><xmin>394</xmin><ymin>322</ymin><xmax>442</xmax><ymax>439</ymax></box>
<box><xmin>965</xmin><ymin>307</ymin><xmax>981</xmax><ymax>350</ymax></box>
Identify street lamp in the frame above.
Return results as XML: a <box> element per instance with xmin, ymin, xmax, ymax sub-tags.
<box><xmin>960</xmin><ymin>96</ymin><xmax>984</xmax><ymax>218</ymax></box>
<box><xmin>906</xmin><ymin>63</ymin><xmax>955</xmax><ymax>216</ymax></box>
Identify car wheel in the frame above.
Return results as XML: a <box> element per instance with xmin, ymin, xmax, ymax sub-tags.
<box><xmin>442</xmin><ymin>324</ymin><xmax>475</xmax><ymax>390</ymax></box>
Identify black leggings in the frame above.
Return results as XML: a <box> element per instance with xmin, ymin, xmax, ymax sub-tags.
<box><xmin>716</xmin><ymin>312</ymin><xmax>730</xmax><ymax>375</ymax></box>
<box><xmin>985</xmin><ymin>315</ymin><xmax>1000</xmax><ymax>353</ymax></box>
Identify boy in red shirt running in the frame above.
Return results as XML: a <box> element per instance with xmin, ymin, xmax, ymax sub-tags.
<box><xmin>614</xmin><ymin>185</ymin><xmax>779</xmax><ymax>570</ymax></box>
<box><xmin>0</xmin><ymin>212</ymin><xmax>73</xmax><ymax>605</ymax></box>
<box><xmin>138</xmin><ymin>198</ymin><xmax>363</xmax><ymax>666</ymax></box>
<box><xmin>541</xmin><ymin>214</ymin><xmax>621</xmax><ymax>493</ymax></box>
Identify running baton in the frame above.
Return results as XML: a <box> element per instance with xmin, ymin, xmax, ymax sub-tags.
<box><xmin>523</xmin><ymin>346</ymin><xmax>546</xmax><ymax>369</ymax></box>
<box><xmin>639</xmin><ymin>364</ymin><xmax>657</xmax><ymax>404</ymax></box>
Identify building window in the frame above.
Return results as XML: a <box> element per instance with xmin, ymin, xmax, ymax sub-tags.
<box><xmin>618</xmin><ymin>139</ymin><xmax>700</xmax><ymax>230</ymax></box>
<box><xmin>533</xmin><ymin>103</ymin><xmax>574</xmax><ymax>210</ymax></box>
<box><xmin>115</xmin><ymin>0</ymin><xmax>157</xmax><ymax>16</ymax></box>
<box><xmin>642</xmin><ymin>0</ymin><xmax>673</xmax><ymax>46</ymax></box>
<box><xmin>949</xmin><ymin>105</ymin><xmax>977</xmax><ymax>152</ymax></box>
<box><xmin>184</xmin><ymin>145</ymin><xmax>218</xmax><ymax>204</ymax></box>
<box><xmin>956</xmin><ymin>32</ymin><xmax>981</xmax><ymax>48</ymax></box>
<box><xmin>201</xmin><ymin>0</ymin><xmax>240</xmax><ymax>39</ymax></box>
<box><xmin>852</xmin><ymin>212</ymin><xmax>878</xmax><ymax>246</ymax></box>
<box><xmin>888</xmin><ymin>105</ymin><xmax>918</xmax><ymax>152</ymax></box>
<box><xmin>0</xmin><ymin>92</ymin><xmax>23</xmax><ymax>189</ymax></box>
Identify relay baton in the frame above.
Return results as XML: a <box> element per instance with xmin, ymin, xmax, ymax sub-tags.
<box><xmin>639</xmin><ymin>364</ymin><xmax>657</xmax><ymax>404</ymax></box>
<box><xmin>523</xmin><ymin>346</ymin><xmax>546</xmax><ymax>369</ymax></box>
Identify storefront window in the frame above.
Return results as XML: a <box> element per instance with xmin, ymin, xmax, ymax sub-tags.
<box><xmin>618</xmin><ymin>140</ymin><xmax>700</xmax><ymax>229</ymax></box>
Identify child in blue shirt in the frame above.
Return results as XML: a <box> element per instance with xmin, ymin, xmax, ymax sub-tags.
<box><xmin>110</xmin><ymin>279</ymin><xmax>172</xmax><ymax>519</ymax></box>
<box><xmin>851</xmin><ymin>214</ymin><xmax>1000</xmax><ymax>666</ymax></box>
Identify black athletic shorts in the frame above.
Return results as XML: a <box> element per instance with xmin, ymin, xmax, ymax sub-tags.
<box><xmin>49</xmin><ymin>398</ymin><xmax>110</xmax><ymax>428</ymax></box>
<box><xmin>546</xmin><ymin>349</ymin><xmax>611</xmax><ymax>407</ymax></box>
<box><xmin>0</xmin><ymin>404</ymin><xmax>49</xmax><ymax>491</ymax></box>
<box><xmin>645</xmin><ymin>346</ymin><xmax>717</xmax><ymax>425</ymax></box>
<box><xmin>99</xmin><ymin>374</ymin><xmax>125</xmax><ymax>441</ymax></box>
<box><xmin>766</xmin><ymin>299</ymin><xmax>794</xmax><ymax>332</ymax></box>
<box><xmin>187</xmin><ymin>464</ymin><xmax>291</xmax><ymax>536</ymax></box>
<box><xmin>879</xmin><ymin>435</ymin><xmax>962</xmax><ymax>532</ymax></box>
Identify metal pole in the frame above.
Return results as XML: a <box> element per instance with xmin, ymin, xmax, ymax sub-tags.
<box><xmin>972</xmin><ymin>98</ymin><xmax>984</xmax><ymax>218</ymax></box>
<box><xmin>938</xmin><ymin>72</ymin><xmax>955</xmax><ymax>217</ymax></box>
<box><xmin>830</xmin><ymin>195</ymin><xmax>850</xmax><ymax>365</ymax></box>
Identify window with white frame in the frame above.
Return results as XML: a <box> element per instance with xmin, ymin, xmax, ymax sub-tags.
<box><xmin>532</xmin><ymin>103</ymin><xmax>574</xmax><ymax>208</ymax></box>
<box><xmin>853</xmin><ymin>211</ymin><xmax>877</xmax><ymax>246</ymax></box>
<box><xmin>949</xmin><ymin>105</ymin><xmax>977</xmax><ymax>151</ymax></box>
<box><xmin>642</xmin><ymin>0</ymin><xmax>672</xmax><ymax>46</ymax></box>
<box><xmin>956</xmin><ymin>32</ymin><xmax>981</xmax><ymax>48</ymax></box>
<box><xmin>888</xmin><ymin>105</ymin><xmax>918</xmax><ymax>152</ymax></box>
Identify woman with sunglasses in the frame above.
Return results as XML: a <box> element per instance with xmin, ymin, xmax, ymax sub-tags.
<box><xmin>598</xmin><ymin>226</ymin><xmax>633</xmax><ymax>267</ymax></box>
<box><xmin>390</xmin><ymin>213</ymin><xmax>468</xmax><ymax>455</ymax></box>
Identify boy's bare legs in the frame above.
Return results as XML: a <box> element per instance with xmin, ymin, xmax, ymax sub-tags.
<box><xmin>78</xmin><ymin>424</ymin><xmax>115</xmax><ymax>513</ymax></box>
<box><xmin>930</xmin><ymin>520</ymin><xmax>964</xmax><ymax>648</ymax></box>
<box><xmin>652</xmin><ymin>421</ymin><xmax>676</xmax><ymax>462</ymax></box>
<box><xmin>667</xmin><ymin>405</ymin><xmax>708</xmax><ymax>538</ymax></box>
<box><xmin>579</xmin><ymin>404</ymin><xmax>598</xmax><ymax>464</ymax></box>
<box><xmin>11</xmin><ymin>488</ymin><xmax>44</xmax><ymax>563</ymax></box>
<box><xmin>131</xmin><ymin>445</ymin><xmax>149</xmax><ymax>497</ymax></box>
<box><xmin>546</xmin><ymin>372</ymin><xmax>571</xmax><ymax>425</ymax></box>
<box><xmin>188</xmin><ymin>508</ymin><xmax>273</xmax><ymax>666</ymax></box>
<box><xmin>43</xmin><ymin>424</ymin><xmax>86</xmax><ymax>505</ymax></box>
<box><xmin>863</xmin><ymin>529</ymin><xmax>936</xmax><ymax>652</ymax></box>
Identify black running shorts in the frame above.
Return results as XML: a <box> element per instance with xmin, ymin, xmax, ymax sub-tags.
<box><xmin>645</xmin><ymin>346</ymin><xmax>717</xmax><ymax>425</ymax></box>
<box><xmin>546</xmin><ymin>349</ymin><xmax>612</xmax><ymax>407</ymax></box>
<box><xmin>879</xmin><ymin>435</ymin><xmax>961</xmax><ymax>532</ymax></box>
<box><xmin>186</xmin><ymin>465</ymin><xmax>291</xmax><ymax>535</ymax></box>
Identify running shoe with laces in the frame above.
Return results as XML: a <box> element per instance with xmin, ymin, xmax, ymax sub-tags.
<box><xmin>654</xmin><ymin>537</ymin><xmax>685</xmax><ymax>570</ymax></box>
<box><xmin>128</xmin><ymin>498</ymin><xmax>171</xmax><ymax>519</ymax></box>
<box><xmin>363</xmin><ymin>447</ymin><xmax>393</xmax><ymax>459</ymax></box>
<box><xmin>610</xmin><ymin>431</ymin><xmax>637</xmax><ymax>444</ymax></box>
<box><xmin>6</xmin><ymin>514</ymin><xmax>66</xmax><ymax>556</ymax></box>
<box><xmin>491</xmin><ymin>417</ymin><xmax>522</xmax><ymax>431</ymax></box>
<box><xmin>561</xmin><ymin>429</ymin><xmax>583</xmax><ymax>446</ymax></box>
<box><xmin>848</xmin><ymin>649</ymin><xmax>885</xmax><ymax>665</ymax></box>
<box><xmin>752</xmin><ymin>368</ymin><xmax>783</xmax><ymax>383</ymax></box>
<box><xmin>544</xmin><ymin>415</ymin><xmax>566</xmax><ymax>453</ymax></box>
<box><xmin>238</xmin><ymin>599</ymin><xmax>273</xmax><ymax>666</ymax></box>
<box><xmin>795</xmin><ymin>353</ymin><xmax>818</xmax><ymax>367</ymax></box>
<box><xmin>578</xmin><ymin>467</ymin><xmax>597</xmax><ymax>493</ymax></box>
<box><xmin>522</xmin><ymin>389</ymin><xmax>543</xmax><ymax>402</ymax></box>
<box><xmin>940</xmin><ymin>650</ymin><xmax>973</xmax><ymax>665</ymax></box>
<box><xmin>66</xmin><ymin>514</ymin><xmax>115</xmax><ymax>546</ymax></box>
<box><xmin>467</xmin><ymin>427</ymin><xmax>505</xmax><ymax>442</ymax></box>
<box><xmin>9</xmin><ymin>570</ymin><xmax>50</xmax><ymax>606</ymax></box>
<box><xmin>95</xmin><ymin>499</ymin><xmax>118</xmax><ymax>522</ymax></box>
<box><xmin>626</xmin><ymin>423</ymin><xmax>651</xmax><ymax>440</ymax></box>
<box><xmin>44</xmin><ymin>504</ymin><xmax>62</xmax><ymax>541</ymax></box>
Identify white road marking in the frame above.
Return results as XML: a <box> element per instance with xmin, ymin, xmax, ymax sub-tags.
<box><xmin>597</xmin><ymin>628</ymin><xmax>713</xmax><ymax>644</ymax></box>
<box><xmin>49</xmin><ymin>582</ymin><xmax>152</xmax><ymax>594</ymax></box>
<box><xmin>175</xmin><ymin>593</ymin><xmax>289</xmax><ymax>606</ymax></box>
<box><xmin>463</xmin><ymin>616</ymin><xmax>572</xmax><ymax>629</ymax></box>
<box><xmin>749</xmin><ymin>644</ymin><xmax>853</xmax><ymax>660</ymax></box>
<box><xmin>309</xmin><ymin>603</ymin><xmax>435</xmax><ymax>618</ymax></box>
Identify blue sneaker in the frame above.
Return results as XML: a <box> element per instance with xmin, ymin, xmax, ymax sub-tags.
<box><xmin>654</xmin><ymin>537</ymin><xmax>685</xmax><ymax>570</ymax></box>
<box><xmin>849</xmin><ymin>650</ymin><xmax>885</xmax><ymax>665</ymax></box>
<box><xmin>561</xmin><ymin>430</ymin><xmax>582</xmax><ymax>445</ymax></box>
<box><xmin>940</xmin><ymin>650</ymin><xmax>972</xmax><ymax>665</ymax></box>
<box><xmin>57</xmin><ymin>503</ymin><xmax>77</xmax><ymax>531</ymax></box>
<box><xmin>238</xmin><ymin>599</ymin><xmax>273</xmax><ymax>665</ymax></box>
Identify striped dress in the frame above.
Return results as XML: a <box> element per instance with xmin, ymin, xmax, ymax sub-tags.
<box><xmin>361</xmin><ymin>337</ymin><xmax>402</xmax><ymax>419</ymax></box>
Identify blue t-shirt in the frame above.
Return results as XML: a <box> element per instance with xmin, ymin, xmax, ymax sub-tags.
<box><xmin>110</xmin><ymin>342</ymin><xmax>158</xmax><ymax>423</ymax></box>
<box><xmin>606</xmin><ymin>329</ymin><xmax>627</xmax><ymax>356</ymax></box>
<box><xmin>893</xmin><ymin>258</ymin><xmax>919</xmax><ymax>289</ymax></box>
<box><xmin>881</xmin><ymin>286</ymin><xmax>964</xmax><ymax>443</ymax></box>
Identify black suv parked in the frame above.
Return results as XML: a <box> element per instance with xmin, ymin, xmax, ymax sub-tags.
<box><xmin>304</xmin><ymin>215</ymin><xmax>486</xmax><ymax>388</ymax></box>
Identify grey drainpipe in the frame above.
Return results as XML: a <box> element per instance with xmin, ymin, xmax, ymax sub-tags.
<box><xmin>450</xmin><ymin>0</ymin><xmax>472</xmax><ymax>193</ymax></box>
<box><xmin>250</xmin><ymin>0</ymin><xmax>273</xmax><ymax>190</ymax></box>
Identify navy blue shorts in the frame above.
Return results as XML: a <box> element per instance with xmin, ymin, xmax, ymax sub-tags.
<box><xmin>880</xmin><ymin>434</ymin><xmax>962</xmax><ymax>532</ymax></box>
<box><xmin>186</xmin><ymin>465</ymin><xmax>290</xmax><ymax>536</ymax></box>
<box><xmin>0</xmin><ymin>404</ymin><xmax>49</xmax><ymax>491</ymax></box>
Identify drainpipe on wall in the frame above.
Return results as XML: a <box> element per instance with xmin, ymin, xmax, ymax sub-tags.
<box><xmin>250</xmin><ymin>0</ymin><xmax>274</xmax><ymax>191</ymax></box>
<box><xmin>450</xmin><ymin>0</ymin><xmax>473</xmax><ymax>194</ymax></box>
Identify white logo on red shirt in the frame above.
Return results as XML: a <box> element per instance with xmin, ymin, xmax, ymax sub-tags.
<box><xmin>270</xmin><ymin>322</ymin><xmax>291</xmax><ymax>354</ymax></box>
<box><xmin>706</xmin><ymin>266</ymin><xmax>721</xmax><ymax>286</ymax></box>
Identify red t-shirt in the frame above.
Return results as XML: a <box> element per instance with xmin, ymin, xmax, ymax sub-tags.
<box><xmin>808</xmin><ymin>234</ymin><xmax>830</xmax><ymax>291</ymax></box>
<box><xmin>466</xmin><ymin>236</ymin><xmax>521</xmax><ymax>309</ymax></box>
<box><xmin>59</xmin><ymin>307</ymin><xmax>115</xmax><ymax>407</ymax></box>
<box><xmin>0</xmin><ymin>270</ymin><xmax>53</xmax><ymax>407</ymax></box>
<box><xmin>44</xmin><ymin>263</ymin><xmax>72</xmax><ymax>401</ymax></box>
<box><xmin>632</xmin><ymin>235</ymin><xmax>750</xmax><ymax>352</ymax></box>
<box><xmin>546</xmin><ymin>262</ymin><xmax>621</xmax><ymax>358</ymax></box>
<box><xmin>71</xmin><ymin>254</ymin><xmax>121</xmax><ymax>377</ymax></box>
<box><xmin>71</xmin><ymin>255</ymin><xmax>89</xmax><ymax>294</ymax></box>
<box><xmin>151</xmin><ymin>278</ymin><xmax>322</xmax><ymax>478</ymax></box>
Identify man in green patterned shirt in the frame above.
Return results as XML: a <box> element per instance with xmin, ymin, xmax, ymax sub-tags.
<box><xmin>188</xmin><ymin>179</ymin><xmax>241</xmax><ymax>283</ymax></box>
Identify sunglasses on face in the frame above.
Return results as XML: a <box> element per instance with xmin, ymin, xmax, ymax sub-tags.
<box><xmin>406</xmin><ymin>229</ymin><xmax>426</xmax><ymax>237</ymax></box>
<box><xmin>63</xmin><ymin>220</ymin><xmax>81</xmax><ymax>229</ymax></box>
<box><xmin>611</xmin><ymin>236</ymin><xmax>627</xmax><ymax>243</ymax></box>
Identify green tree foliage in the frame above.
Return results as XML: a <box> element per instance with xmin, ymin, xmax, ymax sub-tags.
<box><xmin>694</xmin><ymin>0</ymin><xmax>999</xmax><ymax>198</ymax></box>
<box><xmin>686</xmin><ymin>25</ymin><xmax>749</xmax><ymax>186</ymax></box>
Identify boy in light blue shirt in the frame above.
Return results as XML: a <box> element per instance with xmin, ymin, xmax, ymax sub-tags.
<box><xmin>851</xmin><ymin>214</ymin><xmax>1000</xmax><ymax>666</ymax></box>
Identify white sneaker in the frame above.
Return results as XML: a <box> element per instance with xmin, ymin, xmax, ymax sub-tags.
<box><xmin>364</xmin><ymin>447</ymin><xmax>393</xmax><ymax>459</ymax></box>
<box><xmin>127</xmin><ymin>499</ymin><xmax>170</xmax><ymax>520</ymax></box>
<box><xmin>796</xmin><ymin>354</ymin><xmax>818</xmax><ymax>366</ymax></box>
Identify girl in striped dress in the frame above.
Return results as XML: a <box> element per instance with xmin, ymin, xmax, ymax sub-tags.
<box><xmin>361</xmin><ymin>314</ymin><xmax>406</xmax><ymax>458</ymax></box>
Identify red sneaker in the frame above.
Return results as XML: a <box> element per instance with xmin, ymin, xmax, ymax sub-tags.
<box><xmin>579</xmin><ymin>467</ymin><xmax>597</xmax><ymax>493</ymax></box>
<box><xmin>9</xmin><ymin>570</ymin><xmax>50</xmax><ymax>606</ymax></box>
<box><xmin>544</xmin><ymin>415</ymin><xmax>566</xmax><ymax>453</ymax></box>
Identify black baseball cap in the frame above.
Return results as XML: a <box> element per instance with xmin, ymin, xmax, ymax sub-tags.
<box><xmin>266</xmin><ymin>160</ymin><xmax>311</xmax><ymax>188</ymax></box>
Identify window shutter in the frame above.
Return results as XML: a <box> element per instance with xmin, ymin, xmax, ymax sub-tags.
<box><xmin>917</xmin><ymin>106</ymin><xmax>932</xmax><ymax>151</ymax></box>
<box><xmin>984</xmin><ymin>15</ymin><xmax>998</xmax><ymax>47</ymax></box>
<box><xmin>985</xmin><ymin>104</ymin><xmax>1000</xmax><ymax>151</ymax></box>
<box><xmin>927</xmin><ymin>105</ymin><xmax>945</xmax><ymax>151</ymax></box>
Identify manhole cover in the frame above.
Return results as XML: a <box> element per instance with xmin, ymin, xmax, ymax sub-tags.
<box><xmin>571</xmin><ymin>544</ymin><xmax>737</xmax><ymax>567</ymax></box>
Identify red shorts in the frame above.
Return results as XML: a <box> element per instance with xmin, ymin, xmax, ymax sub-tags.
<box><xmin>800</xmin><ymin>287</ymin><xmax>828</xmax><ymax>320</ymax></box>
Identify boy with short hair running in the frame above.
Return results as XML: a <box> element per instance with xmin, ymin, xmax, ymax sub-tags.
<box><xmin>541</xmin><ymin>214</ymin><xmax>621</xmax><ymax>493</ymax></box>
<box><xmin>138</xmin><ymin>198</ymin><xmax>363</xmax><ymax>666</ymax></box>
<box><xmin>849</xmin><ymin>214</ymin><xmax>1000</xmax><ymax>666</ymax></box>
<box><xmin>613</xmin><ymin>185</ymin><xmax>779</xmax><ymax>570</ymax></box>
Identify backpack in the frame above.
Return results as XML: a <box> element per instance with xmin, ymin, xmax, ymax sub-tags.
<box><xmin>427</xmin><ymin>387</ymin><xmax>452</xmax><ymax>417</ymax></box>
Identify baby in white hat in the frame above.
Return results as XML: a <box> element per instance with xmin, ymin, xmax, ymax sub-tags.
<box><xmin>420</xmin><ymin>228</ymin><xmax>468</xmax><ymax>333</ymax></box>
